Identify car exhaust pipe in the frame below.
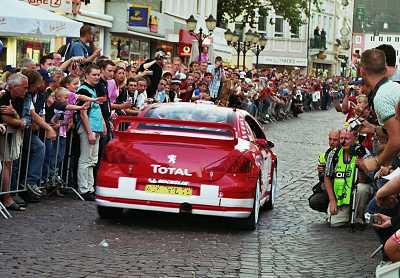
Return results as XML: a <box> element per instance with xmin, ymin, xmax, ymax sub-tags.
<box><xmin>180</xmin><ymin>202</ymin><xmax>192</xmax><ymax>214</ymax></box>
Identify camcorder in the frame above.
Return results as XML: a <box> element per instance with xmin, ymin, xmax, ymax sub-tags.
<box><xmin>349</xmin><ymin>143</ymin><xmax>367</xmax><ymax>157</ymax></box>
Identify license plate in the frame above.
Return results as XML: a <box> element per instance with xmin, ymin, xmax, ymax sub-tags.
<box><xmin>144</xmin><ymin>184</ymin><xmax>192</xmax><ymax>196</ymax></box>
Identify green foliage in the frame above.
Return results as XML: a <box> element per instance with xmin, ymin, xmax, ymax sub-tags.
<box><xmin>218</xmin><ymin>0</ymin><xmax>321</xmax><ymax>32</ymax></box>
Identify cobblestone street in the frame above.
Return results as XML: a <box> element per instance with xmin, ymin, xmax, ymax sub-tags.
<box><xmin>0</xmin><ymin>109</ymin><xmax>379</xmax><ymax>278</ymax></box>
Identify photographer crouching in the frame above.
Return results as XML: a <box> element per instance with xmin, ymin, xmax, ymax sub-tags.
<box><xmin>324</xmin><ymin>130</ymin><xmax>373</xmax><ymax>227</ymax></box>
<box><xmin>308</xmin><ymin>129</ymin><xmax>341</xmax><ymax>213</ymax></box>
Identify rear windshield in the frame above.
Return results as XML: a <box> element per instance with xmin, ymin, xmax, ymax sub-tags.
<box><xmin>141</xmin><ymin>105</ymin><xmax>234</xmax><ymax>136</ymax></box>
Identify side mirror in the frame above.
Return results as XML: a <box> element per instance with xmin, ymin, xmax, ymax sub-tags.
<box><xmin>255</xmin><ymin>139</ymin><xmax>275</xmax><ymax>149</ymax></box>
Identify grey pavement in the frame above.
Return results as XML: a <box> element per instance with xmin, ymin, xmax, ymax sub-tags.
<box><xmin>0</xmin><ymin>109</ymin><xmax>378</xmax><ymax>278</ymax></box>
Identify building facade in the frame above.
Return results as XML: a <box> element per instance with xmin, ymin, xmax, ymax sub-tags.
<box><xmin>222</xmin><ymin>0</ymin><xmax>354</xmax><ymax>75</ymax></box>
<box><xmin>66</xmin><ymin>0</ymin><xmax>113</xmax><ymax>52</ymax></box>
<box><xmin>104</xmin><ymin>0</ymin><xmax>228</xmax><ymax>65</ymax></box>
<box><xmin>352</xmin><ymin>0</ymin><xmax>400</xmax><ymax>70</ymax></box>
<box><xmin>309</xmin><ymin>0</ymin><xmax>354</xmax><ymax>77</ymax></box>
<box><xmin>255</xmin><ymin>10</ymin><xmax>308</xmax><ymax>72</ymax></box>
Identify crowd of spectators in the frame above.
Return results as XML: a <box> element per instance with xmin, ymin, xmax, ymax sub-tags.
<box><xmin>0</xmin><ymin>24</ymin><xmax>337</xmax><ymax>212</ymax></box>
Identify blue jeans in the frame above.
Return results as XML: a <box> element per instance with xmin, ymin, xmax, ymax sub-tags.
<box><xmin>11</xmin><ymin>133</ymin><xmax>45</xmax><ymax>189</ymax></box>
<box><xmin>27</xmin><ymin>134</ymin><xmax>45</xmax><ymax>185</ymax></box>
<box><xmin>50</xmin><ymin>136</ymin><xmax>66</xmax><ymax>176</ymax></box>
<box><xmin>42</xmin><ymin>137</ymin><xmax>66</xmax><ymax>179</ymax></box>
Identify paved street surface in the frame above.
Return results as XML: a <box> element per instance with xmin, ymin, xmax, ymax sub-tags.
<box><xmin>0</xmin><ymin>109</ymin><xmax>379</xmax><ymax>278</ymax></box>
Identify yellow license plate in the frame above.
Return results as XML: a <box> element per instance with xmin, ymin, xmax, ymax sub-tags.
<box><xmin>144</xmin><ymin>184</ymin><xmax>193</xmax><ymax>196</ymax></box>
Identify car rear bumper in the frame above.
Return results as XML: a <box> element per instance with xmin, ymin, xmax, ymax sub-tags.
<box><xmin>96</xmin><ymin>177</ymin><xmax>253</xmax><ymax>218</ymax></box>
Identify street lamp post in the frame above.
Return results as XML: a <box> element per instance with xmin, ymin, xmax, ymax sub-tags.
<box><xmin>252</xmin><ymin>34</ymin><xmax>267</xmax><ymax>72</ymax></box>
<box><xmin>186</xmin><ymin>14</ymin><xmax>217</xmax><ymax>62</ymax></box>
<box><xmin>225</xmin><ymin>29</ymin><xmax>266</xmax><ymax>71</ymax></box>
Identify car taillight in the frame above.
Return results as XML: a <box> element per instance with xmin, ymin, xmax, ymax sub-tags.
<box><xmin>227</xmin><ymin>155</ymin><xmax>253</xmax><ymax>173</ymax></box>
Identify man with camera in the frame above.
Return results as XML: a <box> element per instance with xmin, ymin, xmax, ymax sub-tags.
<box><xmin>309</xmin><ymin>129</ymin><xmax>340</xmax><ymax>213</ymax></box>
<box><xmin>324</xmin><ymin>130</ymin><xmax>372</xmax><ymax>227</ymax></box>
<box><xmin>139</xmin><ymin>50</ymin><xmax>166</xmax><ymax>99</ymax></box>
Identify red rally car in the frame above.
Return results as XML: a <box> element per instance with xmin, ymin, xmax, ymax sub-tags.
<box><xmin>96</xmin><ymin>103</ymin><xmax>278</xmax><ymax>229</ymax></box>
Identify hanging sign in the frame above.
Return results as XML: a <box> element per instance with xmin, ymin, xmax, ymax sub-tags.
<box><xmin>26</xmin><ymin>0</ymin><xmax>72</xmax><ymax>14</ymax></box>
<box><xmin>128</xmin><ymin>4</ymin><xmax>150</xmax><ymax>27</ymax></box>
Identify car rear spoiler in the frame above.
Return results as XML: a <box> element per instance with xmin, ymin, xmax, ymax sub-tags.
<box><xmin>113</xmin><ymin>116</ymin><xmax>238</xmax><ymax>147</ymax></box>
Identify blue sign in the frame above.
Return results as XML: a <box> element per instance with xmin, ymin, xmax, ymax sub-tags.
<box><xmin>0</xmin><ymin>40</ymin><xmax>3</xmax><ymax>56</ymax></box>
<box><xmin>128</xmin><ymin>5</ymin><xmax>150</xmax><ymax>27</ymax></box>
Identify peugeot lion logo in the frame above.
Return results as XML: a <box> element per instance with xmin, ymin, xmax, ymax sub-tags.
<box><xmin>168</xmin><ymin>154</ymin><xmax>177</xmax><ymax>165</ymax></box>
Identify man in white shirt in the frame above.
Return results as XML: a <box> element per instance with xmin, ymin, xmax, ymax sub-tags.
<box><xmin>134</xmin><ymin>78</ymin><xmax>148</xmax><ymax>109</ymax></box>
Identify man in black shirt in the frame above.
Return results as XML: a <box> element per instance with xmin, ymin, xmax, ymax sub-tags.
<box><xmin>139</xmin><ymin>50</ymin><xmax>165</xmax><ymax>98</ymax></box>
<box><xmin>95</xmin><ymin>60</ymin><xmax>115</xmax><ymax>136</ymax></box>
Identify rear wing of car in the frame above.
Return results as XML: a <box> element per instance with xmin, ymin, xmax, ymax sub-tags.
<box><xmin>113</xmin><ymin>116</ymin><xmax>238</xmax><ymax>147</ymax></box>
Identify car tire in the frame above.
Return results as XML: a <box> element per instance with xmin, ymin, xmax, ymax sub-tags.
<box><xmin>240</xmin><ymin>179</ymin><xmax>261</xmax><ymax>230</ymax></box>
<box><xmin>97</xmin><ymin>205</ymin><xmax>123</xmax><ymax>219</ymax></box>
<box><xmin>265</xmin><ymin>167</ymin><xmax>277</xmax><ymax>210</ymax></box>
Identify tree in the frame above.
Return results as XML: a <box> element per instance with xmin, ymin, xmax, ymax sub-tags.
<box><xmin>217</xmin><ymin>0</ymin><xmax>321</xmax><ymax>33</ymax></box>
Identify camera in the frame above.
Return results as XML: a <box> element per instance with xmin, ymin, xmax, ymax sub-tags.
<box><xmin>349</xmin><ymin>143</ymin><xmax>367</xmax><ymax>157</ymax></box>
<box><xmin>365</xmin><ymin>213</ymin><xmax>382</xmax><ymax>225</ymax></box>
<box><xmin>348</xmin><ymin>117</ymin><xmax>363</xmax><ymax>131</ymax></box>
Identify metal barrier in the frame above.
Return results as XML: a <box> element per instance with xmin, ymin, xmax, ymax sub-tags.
<box><xmin>0</xmin><ymin>126</ymin><xmax>27</xmax><ymax>218</ymax></box>
<box><xmin>0</xmin><ymin>125</ymin><xmax>84</xmax><ymax>219</ymax></box>
<box><xmin>41</xmin><ymin>129</ymin><xmax>83</xmax><ymax>201</ymax></box>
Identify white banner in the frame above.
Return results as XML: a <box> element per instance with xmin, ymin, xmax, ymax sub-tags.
<box><xmin>26</xmin><ymin>0</ymin><xmax>72</xmax><ymax>14</ymax></box>
<box><xmin>258</xmin><ymin>56</ymin><xmax>307</xmax><ymax>67</ymax></box>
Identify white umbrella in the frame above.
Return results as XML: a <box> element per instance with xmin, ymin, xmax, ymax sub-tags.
<box><xmin>0</xmin><ymin>0</ymin><xmax>82</xmax><ymax>37</ymax></box>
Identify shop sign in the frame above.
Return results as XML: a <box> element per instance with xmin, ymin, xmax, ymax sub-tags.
<box><xmin>258</xmin><ymin>56</ymin><xmax>307</xmax><ymax>67</ymax></box>
<box><xmin>129</xmin><ymin>4</ymin><xmax>150</xmax><ymax>27</ymax></box>
<box><xmin>26</xmin><ymin>0</ymin><xmax>72</xmax><ymax>14</ymax></box>
<box><xmin>179</xmin><ymin>44</ymin><xmax>192</xmax><ymax>56</ymax></box>
<box><xmin>149</xmin><ymin>15</ymin><xmax>159</xmax><ymax>33</ymax></box>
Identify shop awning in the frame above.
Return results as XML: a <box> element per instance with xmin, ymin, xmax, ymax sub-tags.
<box><xmin>0</xmin><ymin>0</ymin><xmax>82</xmax><ymax>37</ymax></box>
<box><xmin>126</xmin><ymin>27</ymin><xmax>167</xmax><ymax>41</ymax></box>
<box><xmin>313</xmin><ymin>59</ymin><xmax>336</xmax><ymax>65</ymax></box>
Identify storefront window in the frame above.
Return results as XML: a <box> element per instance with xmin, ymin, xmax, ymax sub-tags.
<box><xmin>110</xmin><ymin>35</ymin><xmax>150</xmax><ymax>65</ymax></box>
<box><xmin>16</xmin><ymin>38</ymin><xmax>50</xmax><ymax>65</ymax></box>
